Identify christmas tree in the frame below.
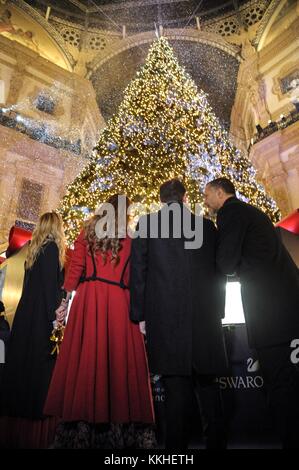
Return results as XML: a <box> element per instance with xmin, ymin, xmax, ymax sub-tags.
<box><xmin>61</xmin><ymin>37</ymin><xmax>280</xmax><ymax>244</ymax></box>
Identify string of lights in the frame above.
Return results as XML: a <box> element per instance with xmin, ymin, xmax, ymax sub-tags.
<box><xmin>60</xmin><ymin>37</ymin><xmax>280</xmax><ymax>245</ymax></box>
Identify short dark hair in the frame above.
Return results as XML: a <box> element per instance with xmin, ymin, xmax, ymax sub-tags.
<box><xmin>0</xmin><ymin>300</ymin><xmax>5</xmax><ymax>313</ymax></box>
<box><xmin>159</xmin><ymin>179</ymin><xmax>186</xmax><ymax>203</ymax></box>
<box><xmin>207</xmin><ymin>177</ymin><xmax>236</xmax><ymax>195</ymax></box>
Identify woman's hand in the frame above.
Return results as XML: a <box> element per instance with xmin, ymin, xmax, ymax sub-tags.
<box><xmin>55</xmin><ymin>291</ymin><xmax>72</xmax><ymax>324</ymax></box>
<box><xmin>55</xmin><ymin>300</ymin><xmax>68</xmax><ymax>323</ymax></box>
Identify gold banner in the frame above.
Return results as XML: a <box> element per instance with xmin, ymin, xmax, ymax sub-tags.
<box><xmin>0</xmin><ymin>245</ymin><xmax>27</xmax><ymax>326</ymax></box>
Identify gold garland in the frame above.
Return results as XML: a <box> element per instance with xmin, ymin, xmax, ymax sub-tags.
<box><xmin>50</xmin><ymin>323</ymin><xmax>65</xmax><ymax>355</ymax></box>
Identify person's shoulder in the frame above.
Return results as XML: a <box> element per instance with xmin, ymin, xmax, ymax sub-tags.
<box><xmin>199</xmin><ymin>216</ymin><xmax>216</xmax><ymax>239</ymax></box>
<box><xmin>229</xmin><ymin>199</ymin><xmax>270</xmax><ymax>220</ymax></box>
<box><xmin>218</xmin><ymin>198</ymin><xmax>271</xmax><ymax>227</ymax></box>
<box><xmin>39</xmin><ymin>239</ymin><xmax>59</xmax><ymax>260</ymax></box>
<box><xmin>202</xmin><ymin>214</ymin><xmax>215</xmax><ymax>224</ymax></box>
<box><xmin>122</xmin><ymin>235</ymin><xmax>132</xmax><ymax>247</ymax></box>
<box><xmin>219</xmin><ymin>198</ymin><xmax>247</xmax><ymax>216</ymax></box>
<box><xmin>77</xmin><ymin>229</ymin><xmax>87</xmax><ymax>241</ymax></box>
<box><xmin>72</xmin><ymin>229</ymin><xmax>88</xmax><ymax>247</ymax></box>
<box><xmin>43</xmin><ymin>239</ymin><xmax>59</xmax><ymax>252</ymax></box>
<box><xmin>140</xmin><ymin>210</ymin><xmax>161</xmax><ymax>226</ymax></box>
<box><xmin>225</xmin><ymin>197</ymin><xmax>244</xmax><ymax>208</ymax></box>
<box><xmin>135</xmin><ymin>213</ymin><xmax>151</xmax><ymax>230</ymax></box>
<box><xmin>43</xmin><ymin>239</ymin><xmax>58</xmax><ymax>250</ymax></box>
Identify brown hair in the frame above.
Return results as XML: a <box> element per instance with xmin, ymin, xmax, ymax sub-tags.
<box><xmin>207</xmin><ymin>177</ymin><xmax>236</xmax><ymax>195</ymax></box>
<box><xmin>84</xmin><ymin>195</ymin><xmax>130</xmax><ymax>266</ymax></box>
<box><xmin>160</xmin><ymin>179</ymin><xmax>186</xmax><ymax>203</ymax></box>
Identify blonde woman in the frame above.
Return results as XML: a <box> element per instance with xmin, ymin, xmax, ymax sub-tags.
<box><xmin>0</xmin><ymin>212</ymin><xmax>65</xmax><ymax>448</ymax></box>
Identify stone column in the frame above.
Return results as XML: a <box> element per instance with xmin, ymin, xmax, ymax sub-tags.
<box><xmin>270</xmin><ymin>171</ymin><xmax>292</xmax><ymax>217</ymax></box>
<box><xmin>0</xmin><ymin>153</ymin><xmax>18</xmax><ymax>242</ymax></box>
<box><xmin>6</xmin><ymin>53</ymin><xmax>36</xmax><ymax>106</ymax></box>
<box><xmin>250</xmin><ymin>132</ymin><xmax>293</xmax><ymax>216</ymax></box>
<box><xmin>230</xmin><ymin>34</ymin><xmax>271</xmax><ymax>150</ymax></box>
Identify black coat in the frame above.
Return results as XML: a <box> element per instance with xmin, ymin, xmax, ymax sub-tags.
<box><xmin>0</xmin><ymin>315</ymin><xmax>10</xmax><ymax>342</ymax></box>
<box><xmin>1</xmin><ymin>241</ymin><xmax>64</xmax><ymax>419</ymax></box>
<box><xmin>0</xmin><ymin>315</ymin><xmax>10</xmax><ymax>393</ymax></box>
<box><xmin>216</xmin><ymin>197</ymin><xmax>299</xmax><ymax>349</ymax></box>
<box><xmin>130</xmin><ymin>202</ymin><xmax>227</xmax><ymax>376</ymax></box>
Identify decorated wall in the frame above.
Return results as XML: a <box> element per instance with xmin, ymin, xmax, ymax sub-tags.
<box><xmin>0</xmin><ymin>0</ymin><xmax>299</xmax><ymax>246</ymax></box>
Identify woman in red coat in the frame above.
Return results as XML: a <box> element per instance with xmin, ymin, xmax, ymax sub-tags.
<box><xmin>44</xmin><ymin>195</ymin><xmax>155</xmax><ymax>449</ymax></box>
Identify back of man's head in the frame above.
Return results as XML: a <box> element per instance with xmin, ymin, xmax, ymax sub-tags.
<box><xmin>207</xmin><ymin>177</ymin><xmax>236</xmax><ymax>196</ymax></box>
<box><xmin>159</xmin><ymin>179</ymin><xmax>186</xmax><ymax>203</ymax></box>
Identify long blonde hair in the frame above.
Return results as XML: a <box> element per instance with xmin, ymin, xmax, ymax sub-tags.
<box><xmin>26</xmin><ymin>211</ymin><xmax>66</xmax><ymax>270</ymax></box>
<box><xmin>84</xmin><ymin>195</ymin><xmax>130</xmax><ymax>266</ymax></box>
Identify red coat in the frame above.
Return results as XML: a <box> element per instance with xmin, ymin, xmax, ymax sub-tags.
<box><xmin>44</xmin><ymin>231</ymin><xmax>154</xmax><ymax>424</ymax></box>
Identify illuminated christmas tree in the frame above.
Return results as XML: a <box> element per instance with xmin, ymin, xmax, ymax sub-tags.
<box><xmin>61</xmin><ymin>37</ymin><xmax>280</xmax><ymax>244</ymax></box>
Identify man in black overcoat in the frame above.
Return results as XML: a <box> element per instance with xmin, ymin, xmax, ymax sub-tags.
<box><xmin>130</xmin><ymin>179</ymin><xmax>228</xmax><ymax>449</ymax></box>
<box><xmin>204</xmin><ymin>177</ymin><xmax>299</xmax><ymax>449</ymax></box>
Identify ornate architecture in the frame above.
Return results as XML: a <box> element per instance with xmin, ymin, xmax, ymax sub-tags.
<box><xmin>0</xmin><ymin>1</ymin><xmax>105</xmax><ymax>244</ymax></box>
<box><xmin>0</xmin><ymin>0</ymin><xmax>299</xmax><ymax>246</ymax></box>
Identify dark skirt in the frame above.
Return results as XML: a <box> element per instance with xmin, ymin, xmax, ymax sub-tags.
<box><xmin>0</xmin><ymin>416</ymin><xmax>59</xmax><ymax>449</ymax></box>
<box><xmin>49</xmin><ymin>421</ymin><xmax>156</xmax><ymax>449</ymax></box>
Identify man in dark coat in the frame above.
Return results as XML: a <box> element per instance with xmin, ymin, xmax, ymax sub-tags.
<box><xmin>204</xmin><ymin>177</ymin><xmax>299</xmax><ymax>448</ymax></box>
<box><xmin>130</xmin><ymin>179</ymin><xmax>227</xmax><ymax>449</ymax></box>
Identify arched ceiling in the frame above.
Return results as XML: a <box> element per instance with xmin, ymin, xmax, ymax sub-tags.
<box><xmin>0</xmin><ymin>2</ymin><xmax>73</xmax><ymax>70</ymax></box>
<box><xmin>24</xmin><ymin>0</ymin><xmax>253</xmax><ymax>33</ymax></box>
<box><xmin>8</xmin><ymin>0</ymin><xmax>278</xmax><ymax>127</ymax></box>
<box><xmin>90</xmin><ymin>39</ymin><xmax>240</xmax><ymax>128</ymax></box>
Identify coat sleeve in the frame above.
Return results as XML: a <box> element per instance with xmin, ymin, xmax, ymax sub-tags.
<box><xmin>130</xmin><ymin>218</ymin><xmax>149</xmax><ymax>323</ymax></box>
<box><xmin>40</xmin><ymin>241</ymin><xmax>63</xmax><ymax>322</ymax></box>
<box><xmin>63</xmin><ymin>230</ymin><xmax>86</xmax><ymax>292</ymax></box>
<box><xmin>206</xmin><ymin>219</ymin><xmax>226</xmax><ymax>319</ymax></box>
<box><xmin>216</xmin><ymin>205</ymin><xmax>248</xmax><ymax>276</ymax></box>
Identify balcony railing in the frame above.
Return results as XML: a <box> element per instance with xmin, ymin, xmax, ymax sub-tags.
<box><xmin>0</xmin><ymin>108</ymin><xmax>81</xmax><ymax>155</ymax></box>
<box><xmin>253</xmin><ymin>107</ymin><xmax>299</xmax><ymax>144</ymax></box>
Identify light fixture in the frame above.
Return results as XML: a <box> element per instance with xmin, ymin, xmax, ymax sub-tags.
<box><xmin>222</xmin><ymin>281</ymin><xmax>245</xmax><ymax>325</ymax></box>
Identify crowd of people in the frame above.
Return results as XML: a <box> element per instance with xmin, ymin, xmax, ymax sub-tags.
<box><xmin>0</xmin><ymin>177</ymin><xmax>299</xmax><ymax>449</ymax></box>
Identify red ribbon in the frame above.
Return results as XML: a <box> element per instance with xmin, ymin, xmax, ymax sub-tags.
<box><xmin>4</xmin><ymin>226</ymin><xmax>75</xmax><ymax>272</ymax></box>
<box><xmin>6</xmin><ymin>226</ymin><xmax>32</xmax><ymax>258</ymax></box>
<box><xmin>276</xmin><ymin>209</ymin><xmax>299</xmax><ymax>235</ymax></box>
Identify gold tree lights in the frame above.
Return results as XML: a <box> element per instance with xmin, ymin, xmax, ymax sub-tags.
<box><xmin>61</xmin><ymin>37</ymin><xmax>280</xmax><ymax>244</ymax></box>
